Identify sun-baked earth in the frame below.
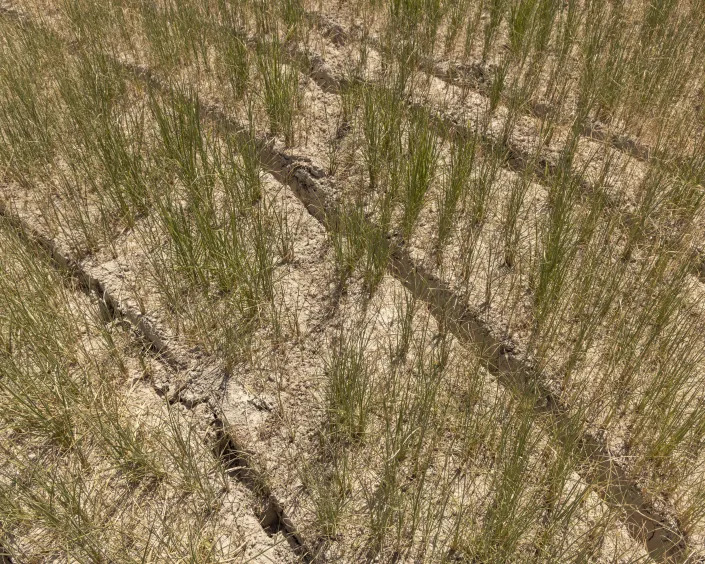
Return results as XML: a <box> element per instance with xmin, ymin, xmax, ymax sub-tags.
<box><xmin>1</xmin><ymin>0</ymin><xmax>704</xmax><ymax>562</ymax></box>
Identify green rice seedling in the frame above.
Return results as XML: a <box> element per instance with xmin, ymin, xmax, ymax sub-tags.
<box><xmin>251</xmin><ymin>0</ymin><xmax>277</xmax><ymax>37</ymax></box>
<box><xmin>630</xmin><ymin>329</ymin><xmax>704</xmax><ymax>474</ymax></box>
<box><xmin>0</xmin><ymin>22</ymin><xmax>61</xmax><ymax>185</ymax></box>
<box><xmin>389</xmin><ymin>288</ymin><xmax>418</xmax><ymax>366</ymax></box>
<box><xmin>256</xmin><ymin>39</ymin><xmax>301</xmax><ymax>145</ymax></box>
<box><xmin>280</xmin><ymin>0</ymin><xmax>305</xmax><ymax>39</ymax></box>
<box><xmin>366</xmin><ymin>455</ymin><xmax>400</xmax><ymax>556</ymax></box>
<box><xmin>2</xmin><ymin>458</ymin><xmax>109</xmax><ymax>562</ymax></box>
<box><xmin>159</xmin><ymin>406</ymin><xmax>227</xmax><ymax>514</ymax></box>
<box><xmin>467</xmin><ymin>140</ymin><xmax>501</xmax><ymax>226</ymax></box>
<box><xmin>62</xmin><ymin>42</ymin><xmax>128</xmax><ymax>113</ymax></box>
<box><xmin>61</xmin><ymin>0</ymin><xmax>114</xmax><ymax>47</ymax></box>
<box><xmin>269</xmin><ymin>195</ymin><xmax>298</xmax><ymax>264</ymax></box>
<box><xmin>542</xmin><ymin>0</ymin><xmax>581</xmax><ymax>112</ymax></box>
<box><xmin>456</xmin><ymin>221</ymin><xmax>483</xmax><ymax>296</ymax></box>
<box><xmin>488</xmin><ymin>56</ymin><xmax>510</xmax><ymax>115</ymax></box>
<box><xmin>213</xmin><ymin>27</ymin><xmax>250</xmax><ymax>101</ymax></box>
<box><xmin>92</xmin><ymin>108</ymin><xmax>152</xmax><ymax>224</ymax></box>
<box><xmin>507</xmin><ymin>0</ymin><xmax>541</xmax><ymax>61</ymax></box>
<box><xmin>153</xmin><ymin>192</ymin><xmax>208</xmax><ymax>290</ymax></box>
<box><xmin>213</xmin><ymin>0</ymin><xmax>248</xmax><ymax>30</ymax></box>
<box><xmin>604</xmin><ymin>250</ymin><xmax>698</xmax><ymax>437</ymax></box>
<box><xmin>557</xmin><ymin>213</ymin><xmax>624</xmax><ymax>387</ymax></box>
<box><xmin>401</xmin><ymin>112</ymin><xmax>439</xmax><ymax>240</ymax></box>
<box><xmin>471</xmin><ymin>400</ymin><xmax>543</xmax><ymax>561</ymax></box>
<box><xmin>482</xmin><ymin>0</ymin><xmax>509</xmax><ymax>61</ymax></box>
<box><xmin>301</xmin><ymin>444</ymin><xmax>351</xmax><ymax>540</ymax></box>
<box><xmin>56</xmin><ymin>49</ymin><xmax>150</xmax><ymax>228</ymax></box>
<box><xmin>386</xmin><ymin>304</ymin><xmax>439</xmax><ymax>461</ymax></box>
<box><xmin>326</xmin><ymin>321</ymin><xmax>373</xmax><ymax>442</ymax></box>
<box><xmin>502</xmin><ymin>173</ymin><xmax>531</xmax><ymax>268</ymax></box>
<box><xmin>330</xmin><ymin>201</ymin><xmax>367</xmax><ymax>285</ymax></box>
<box><xmin>146</xmin><ymin>89</ymin><xmax>280</xmax><ymax>362</ymax></box>
<box><xmin>575</xmin><ymin>0</ymin><xmax>629</xmax><ymax>125</ymax></box>
<box><xmin>0</xmin><ymin>232</ymin><xmax>101</xmax><ymax>557</ymax></box>
<box><xmin>528</xmin><ymin>0</ymin><xmax>559</xmax><ymax>60</ymax></box>
<box><xmin>621</xmin><ymin>168</ymin><xmax>669</xmax><ymax>262</ymax></box>
<box><xmin>623</xmin><ymin>0</ymin><xmax>698</xmax><ymax>128</ymax></box>
<box><xmin>443</xmin><ymin>0</ymin><xmax>469</xmax><ymax>54</ymax></box>
<box><xmin>533</xmin><ymin>175</ymin><xmax>579</xmax><ymax>332</ymax></box>
<box><xmin>139</xmin><ymin>0</ymin><xmax>179</xmax><ymax>69</ymax></box>
<box><xmin>462</xmin><ymin>0</ymin><xmax>486</xmax><ymax>58</ymax></box>
<box><xmin>47</xmin><ymin>163</ymin><xmax>107</xmax><ymax>254</ymax></box>
<box><xmin>387</xmin><ymin>0</ymin><xmax>442</xmax><ymax>58</ymax></box>
<box><xmin>246</xmin><ymin>201</ymin><xmax>278</xmax><ymax>308</ymax></box>
<box><xmin>678</xmin><ymin>481</ymin><xmax>705</xmax><ymax>542</ymax></box>
<box><xmin>360</xmin><ymin>86</ymin><xmax>384</xmax><ymax>191</ymax></box>
<box><xmin>139</xmin><ymin>0</ymin><xmax>209</xmax><ymax>71</ymax></box>
<box><xmin>594</xmin><ymin>246</ymin><xmax>692</xmax><ymax>425</ymax></box>
<box><xmin>361</xmin><ymin>83</ymin><xmax>404</xmax><ymax>191</ymax></box>
<box><xmin>436</xmin><ymin>133</ymin><xmax>476</xmax><ymax>255</ymax></box>
<box><xmin>397</xmin><ymin>333</ymin><xmax>452</xmax><ymax>542</ymax></box>
<box><xmin>505</xmin><ymin>0</ymin><xmax>558</xmax><ymax>74</ymax></box>
<box><xmin>172</xmin><ymin>0</ymin><xmax>211</xmax><ymax>69</ymax></box>
<box><xmin>150</xmin><ymin>85</ymin><xmax>209</xmax><ymax>190</ymax></box>
<box><xmin>219</xmin><ymin>133</ymin><xmax>263</xmax><ymax>208</ymax></box>
<box><xmin>422</xmin><ymin>0</ymin><xmax>443</xmax><ymax>53</ymax></box>
<box><xmin>1</xmin><ymin>361</ymin><xmax>84</xmax><ymax>454</ymax></box>
<box><xmin>368</xmin><ymin>304</ymin><xmax>429</xmax><ymax>554</ymax></box>
<box><xmin>443</xmin><ymin>369</ymin><xmax>501</xmax><ymax>556</ymax></box>
<box><xmin>361</xmin><ymin>221</ymin><xmax>390</xmax><ymax>297</ymax></box>
<box><xmin>88</xmin><ymin>396</ymin><xmax>167</xmax><ymax>484</ymax></box>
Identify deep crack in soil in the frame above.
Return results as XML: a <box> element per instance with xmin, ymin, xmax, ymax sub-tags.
<box><xmin>0</xmin><ymin>197</ymin><xmax>312</xmax><ymax>563</ymax></box>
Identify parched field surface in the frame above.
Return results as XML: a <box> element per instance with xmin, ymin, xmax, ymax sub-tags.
<box><xmin>1</xmin><ymin>0</ymin><xmax>704</xmax><ymax>562</ymax></box>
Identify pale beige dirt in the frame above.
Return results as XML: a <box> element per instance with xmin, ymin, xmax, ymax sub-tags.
<box><xmin>1</xmin><ymin>0</ymin><xmax>702</xmax><ymax>558</ymax></box>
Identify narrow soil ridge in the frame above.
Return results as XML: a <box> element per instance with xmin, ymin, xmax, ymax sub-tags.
<box><xmin>0</xmin><ymin>199</ymin><xmax>312</xmax><ymax>563</ymax></box>
<box><xmin>211</xmin><ymin>418</ymin><xmax>308</xmax><ymax>551</ymax></box>
<box><xmin>308</xmin><ymin>10</ymin><xmax>656</xmax><ymax>164</ymax></box>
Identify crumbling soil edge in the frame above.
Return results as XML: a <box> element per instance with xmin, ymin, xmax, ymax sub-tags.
<box><xmin>0</xmin><ymin>199</ymin><xmax>314</xmax><ymax>563</ymax></box>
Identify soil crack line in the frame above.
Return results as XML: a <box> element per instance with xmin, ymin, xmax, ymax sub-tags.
<box><xmin>0</xmin><ymin>199</ymin><xmax>315</xmax><ymax>563</ymax></box>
